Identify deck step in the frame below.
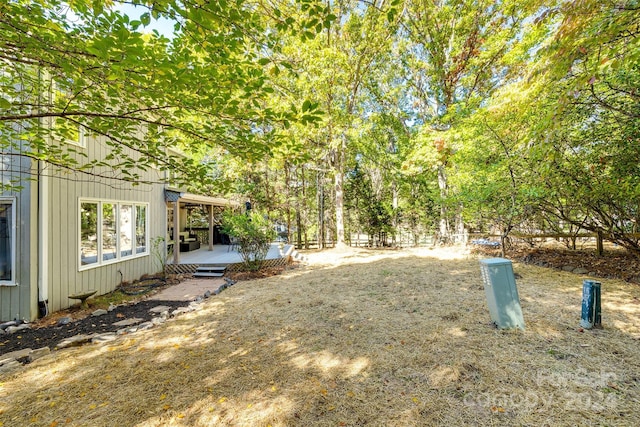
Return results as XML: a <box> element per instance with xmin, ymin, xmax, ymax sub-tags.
<box><xmin>193</xmin><ymin>272</ymin><xmax>225</xmax><ymax>278</ymax></box>
<box><xmin>193</xmin><ymin>265</ymin><xmax>227</xmax><ymax>278</ymax></box>
<box><xmin>196</xmin><ymin>266</ymin><xmax>226</xmax><ymax>272</ymax></box>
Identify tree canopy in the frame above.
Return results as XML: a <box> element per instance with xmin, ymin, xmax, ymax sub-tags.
<box><xmin>2</xmin><ymin>0</ymin><xmax>639</xmax><ymax>252</ymax></box>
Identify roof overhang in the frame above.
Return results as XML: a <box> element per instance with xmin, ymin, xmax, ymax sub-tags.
<box><xmin>165</xmin><ymin>189</ymin><xmax>240</xmax><ymax>207</ymax></box>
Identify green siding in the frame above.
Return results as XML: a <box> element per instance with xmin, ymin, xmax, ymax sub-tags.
<box><xmin>43</xmin><ymin>135</ymin><xmax>166</xmax><ymax>315</ymax></box>
<box><xmin>0</xmin><ymin>130</ymin><xmax>167</xmax><ymax>321</ymax></box>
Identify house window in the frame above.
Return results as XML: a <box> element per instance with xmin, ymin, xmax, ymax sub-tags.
<box><xmin>0</xmin><ymin>200</ymin><xmax>15</xmax><ymax>284</ymax></box>
<box><xmin>102</xmin><ymin>203</ymin><xmax>116</xmax><ymax>261</ymax></box>
<box><xmin>80</xmin><ymin>199</ymin><xmax>149</xmax><ymax>270</ymax></box>
<box><xmin>52</xmin><ymin>81</ymin><xmax>88</xmax><ymax>148</ymax></box>
<box><xmin>55</xmin><ymin>118</ymin><xmax>87</xmax><ymax>148</ymax></box>
<box><xmin>135</xmin><ymin>205</ymin><xmax>147</xmax><ymax>254</ymax></box>
<box><xmin>80</xmin><ymin>202</ymin><xmax>98</xmax><ymax>266</ymax></box>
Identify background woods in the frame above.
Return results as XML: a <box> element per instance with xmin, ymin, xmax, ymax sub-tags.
<box><xmin>1</xmin><ymin>0</ymin><xmax>639</xmax><ymax>252</ymax></box>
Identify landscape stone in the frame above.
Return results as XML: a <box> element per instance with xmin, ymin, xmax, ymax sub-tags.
<box><xmin>149</xmin><ymin>305</ymin><xmax>171</xmax><ymax>314</ymax></box>
<box><xmin>137</xmin><ymin>322</ymin><xmax>154</xmax><ymax>331</ymax></box>
<box><xmin>92</xmin><ymin>309</ymin><xmax>108</xmax><ymax>317</ymax></box>
<box><xmin>0</xmin><ymin>321</ymin><xmax>18</xmax><ymax>330</ymax></box>
<box><xmin>1</xmin><ymin>348</ymin><xmax>33</xmax><ymax>361</ymax></box>
<box><xmin>151</xmin><ymin>317</ymin><xmax>166</xmax><ymax>326</ymax></box>
<box><xmin>5</xmin><ymin>324</ymin><xmax>31</xmax><ymax>334</ymax></box>
<box><xmin>573</xmin><ymin>267</ymin><xmax>589</xmax><ymax>275</ymax></box>
<box><xmin>56</xmin><ymin>334</ymin><xmax>95</xmax><ymax>349</ymax></box>
<box><xmin>28</xmin><ymin>347</ymin><xmax>51</xmax><ymax>362</ymax></box>
<box><xmin>112</xmin><ymin>317</ymin><xmax>143</xmax><ymax>327</ymax></box>
<box><xmin>204</xmin><ymin>290</ymin><xmax>212</xmax><ymax>298</ymax></box>
<box><xmin>92</xmin><ymin>333</ymin><xmax>117</xmax><ymax>344</ymax></box>
<box><xmin>561</xmin><ymin>265</ymin><xmax>575</xmax><ymax>272</ymax></box>
<box><xmin>0</xmin><ymin>360</ymin><xmax>21</xmax><ymax>373</ymax></box>
<box><xmin>57</xmin><ymin>317</ymin><xmax>72</xmax><ymax>326</ymax></box>
<box><xmin>171</xmin><ymin>307</ymin><xmax>192</xmax><ymax>316</ymax></box>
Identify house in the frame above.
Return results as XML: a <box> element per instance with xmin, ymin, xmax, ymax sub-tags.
<box><xmin>0</xmin><ymin>112</ymin><xmax>236</xmax><ymax>322</ymax></box>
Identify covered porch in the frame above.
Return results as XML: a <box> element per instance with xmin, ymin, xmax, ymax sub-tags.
<box><xmin>167</xmin><ymin>243</ymin><xmax>293</xmax><ymax>265</ymax></box>
<box><xmin>165</xmin><ymin>189</ymin><xmax>241</xmax><ymax>265</ymax></box>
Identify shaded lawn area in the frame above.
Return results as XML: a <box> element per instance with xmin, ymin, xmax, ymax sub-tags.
<box><xmin>1</xmin><ymin>247</ymin><xmax>639</xmax><ymax>426</ymax></box>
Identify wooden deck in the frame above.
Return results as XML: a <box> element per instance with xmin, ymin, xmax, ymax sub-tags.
<box><xmin>168</xmin><ymin>243</ymin><xmax>292</xmax><ymax>265</ymax></box>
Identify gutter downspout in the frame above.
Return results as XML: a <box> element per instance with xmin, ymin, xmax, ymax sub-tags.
<box><xmin>38</xmin><ymin>160</ymin><xmax>48</xmax><ymax>311</ymax></box>
<box><xmin>37</xmin><ymin>69</ymin><xmax>49</xmax><ymax>316</ymax></box>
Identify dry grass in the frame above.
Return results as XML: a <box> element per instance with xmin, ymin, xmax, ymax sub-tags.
<box><xmin>1</xmin><ymin>246</ymin><xmax>639</xmax><ymax>426</ymax></box>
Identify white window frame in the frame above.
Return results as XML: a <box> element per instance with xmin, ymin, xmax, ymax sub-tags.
<box><xmin>0</xmin><ymin>198</ymin><xmax>16</xmax><ymax>286</ymax></box>
<box><xmin>79</xmin><ymin>198</ymin><xmax>149</xmax><ymax>271</ymax></box>
<box><xmin>66</xmin><ymin>124</ymin><xmax>88</xmax><ymax>148</ymax></box>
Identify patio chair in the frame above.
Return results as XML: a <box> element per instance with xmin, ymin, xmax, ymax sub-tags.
<box><xmin>227</xmin><ymin>236</ymin><xmax>238</xmax><ymax>252</ymax></box>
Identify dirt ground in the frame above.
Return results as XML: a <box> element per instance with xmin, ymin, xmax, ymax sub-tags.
<box><xmin>0</xmin><ymin>246</ymin><xmax>639</xmax><ymax>426</ymax></box>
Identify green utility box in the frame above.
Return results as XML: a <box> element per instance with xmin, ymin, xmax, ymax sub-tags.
<box><xmin>479</xmin><ymin>258</ymin><xmax>525</xmax><ymax>330</ymax></box>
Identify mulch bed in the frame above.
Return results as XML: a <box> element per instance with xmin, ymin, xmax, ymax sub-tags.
<box><xmin>0</xmin><ymin>300</ymin><xmax>189</xmax><ymax>357</ymax></box>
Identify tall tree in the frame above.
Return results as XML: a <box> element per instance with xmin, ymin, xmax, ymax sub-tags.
<box><xmin>401</xmin><ymin>0</ymin><xmax>547</xmax><ymax>241</ymax></box>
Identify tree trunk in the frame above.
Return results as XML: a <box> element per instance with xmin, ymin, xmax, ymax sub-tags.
<box><xmin>437</xmin><ymin>164</ymin><xmax>450</xmax><ymax>243</ymax></box>
<box><xmin>596</xmin><ymin>231</ymin><xmax>604</xmax><ymax>256</ymax></box>
<box><xmin>318</xmin><ymin>171</ymin><xmax>325</xmax><ymax>249</ymax></box>
<box><xmin>335</xmin><ymin>169</ymin><xmax>345</xmax><ymax>247</ymax></box>
<box><xmin>333</xmin><ymin>134</ymin><xmax>347</xmax><ymax>248</ymax></box>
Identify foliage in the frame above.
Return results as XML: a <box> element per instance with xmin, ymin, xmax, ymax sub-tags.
<box><xmin>3</xmin><ymin>0</ymin><xmax>640</xmax><ymax>256</ymax></box>
<box><xmin>151</xmin><ymin>236</ymin><xmax>170</xmax><ymax>278</ymax></box>
<box><xmin>345</xmin><ymin>164</ymin><xmax>394</xmax><ymax>244</ymax></box>
<box><xmin>0</xmin><ymin>0</ymin><xmax>322</xmax><ymax>191</ymax></box>
<box><xmin>222</xmin><ymin>210</ymin><xmax>276</xmax><ymax>271</ymax></box>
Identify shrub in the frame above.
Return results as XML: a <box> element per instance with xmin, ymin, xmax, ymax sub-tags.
<box><xmin>222</xmin><ymin>210</ymin><xmax>276</xmax><ymax>271</ymax></box>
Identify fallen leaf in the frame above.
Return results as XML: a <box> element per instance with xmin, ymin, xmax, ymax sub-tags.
<box><xmin>160</xmin><ymin>394</ymin><xmax>167</xmax><ymax>400</ymax></box>
<box><xmin>49</xmin><ymin>422</ymin><xmax>58</xmax><ymax>427</ymax></box>
<box><xmin>89</xmin><ymin>404</ymin><xmax>97</xmax><ymax>410</ymax></box>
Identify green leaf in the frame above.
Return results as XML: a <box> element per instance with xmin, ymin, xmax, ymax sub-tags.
<box><xmin>140</xmin><ymin>12</ymin><xmax>151</xmax><ymax>26</ymax></box>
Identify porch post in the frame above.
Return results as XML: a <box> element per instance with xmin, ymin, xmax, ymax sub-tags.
<box><xmin>208</xmin><ymin>205</ymin><xmax>214</xmax><ymax>251</ymax></box>
<box><xmin>173</xmin><ymin>200</ymin><xmax>180</xmax><ymax>264</ymax></box>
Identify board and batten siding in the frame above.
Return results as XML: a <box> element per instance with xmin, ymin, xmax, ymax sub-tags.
<box><xmin>43</xmin><ymin>132</ymin><xmax>168</xmax><ymax>315</ymax></box>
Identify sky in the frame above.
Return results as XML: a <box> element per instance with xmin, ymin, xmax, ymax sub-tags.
<box><xmin>116</xmin><ymin>3</ymin><xmax>177</xmax><ymax>38</ymax></box>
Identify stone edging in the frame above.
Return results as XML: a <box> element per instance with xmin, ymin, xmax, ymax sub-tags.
<box><xmin>0</xmin><ymin>279</ymin><xmax>238</xmax><ymax>375</ymax></box>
